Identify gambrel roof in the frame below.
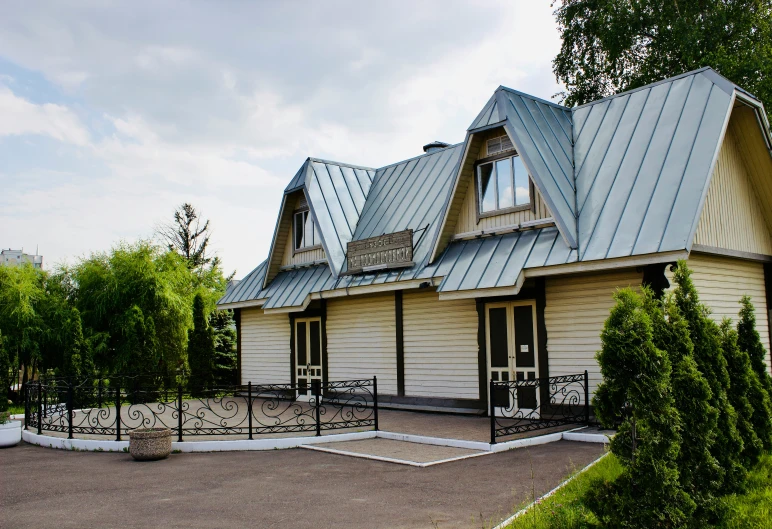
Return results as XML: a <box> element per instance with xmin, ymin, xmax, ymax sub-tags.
<box><xmin>219</xmin><ymin>67</ymin><xmax>772</xmax><ymax>311</ymax></box>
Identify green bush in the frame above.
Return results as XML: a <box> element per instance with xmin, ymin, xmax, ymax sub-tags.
<box><xmin>589</xmin><ymin>288</ymin><xmax>694</xmax><ymax>528</ymax></box>
<box><xmin>645</xmin><ymin>289</ymin><xmax>722</xmax><ymax>525</ymax></box>
<box><xmin>672</xmin><ymin>262</ymin><xmax>746</xmax><ymax>492</ymax></box>
<box><xmin>720</xmin><ymin>320</ymin><xmax>763</xmax><ymax>468</ymax></box>
<box><xmin>737</xmin><ymin>296</ymin><xmax>772</xmax><ymax>451</ymax></box>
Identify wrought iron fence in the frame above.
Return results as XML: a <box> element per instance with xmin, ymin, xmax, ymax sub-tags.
<box><xmin>25</xmin><ymin>375</ymin><xmax>378</xmax><ymax>441</ymax></box>
<box><xmin>490</xmin><ymin>371</ymin><xmax>590</xmax><ymax>444</ymax></box>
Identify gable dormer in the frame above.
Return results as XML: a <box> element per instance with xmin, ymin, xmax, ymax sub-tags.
<box><xmin>281</xmin><ymin>191</ymin><xmax>327</xmax><ymax>267</ymax></box>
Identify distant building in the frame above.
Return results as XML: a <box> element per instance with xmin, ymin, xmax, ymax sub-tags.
<box><xmin>1</xmin><ymin>249</ymin><xmax>43</xmax><ymax>269</ymax></box>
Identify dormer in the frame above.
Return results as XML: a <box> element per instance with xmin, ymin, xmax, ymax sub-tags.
<box><xmin>280</xmin><ymin>191</ymin><xmax>326</xmax><ymax>267</ymax></box>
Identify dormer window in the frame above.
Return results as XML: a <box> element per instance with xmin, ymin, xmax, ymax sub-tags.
<box><xmin>477</xmin><ymin>153</ymin><xmax>530</xmax><ymax>215</ymax></box>
<box><xmin>294</xmin><ymin>209</ymin><xmax>320</xmax><ymax>251</ymax></box>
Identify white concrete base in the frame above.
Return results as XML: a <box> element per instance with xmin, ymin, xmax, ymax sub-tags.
<box><xmin>0</xmin><ymin>421</ymin><xmax>23</xmax><ymax>447</ymax></box>
<box><xmin>490</xmin><ymin>431</ymin><xmax>565</xmax><ymax>453</ymax></box>
<box><xmin>377</xmin><ymin>430</ymin><xmax>490</xmax><ymax>451</ymax></box>
<box><xmin>562</xmin><ymin>430</ymin><xmax>612</xmax><ymax>443</ymax></box>
<box><xmin>22</xmin><ymin>429</ymin><xmax>376</xmax><ymax>453</ymax></box>
<box><xmin>301</xmin><ymin>443</ymin><xmax>490</xmax><ymax>467</ymax></box>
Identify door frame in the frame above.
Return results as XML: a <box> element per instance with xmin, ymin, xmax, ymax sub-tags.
<box><xmin>484</xmin><ymin>300</ymin><xmax>539</xmax><ymax>413</ymax></box>
<box><xmin>476</xmin><ymin>278</ymin><xmax>550</xmax><ymax>414</ymax></box>
<box><xmin>289</xmin><ymin>302</ymin><xmax>328</xmax><ymax>390</ymax></box>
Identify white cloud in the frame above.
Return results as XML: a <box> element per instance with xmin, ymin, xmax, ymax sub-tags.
<box><xmin>0</xmin><ymin>84</ymin><xmax>90</xmax><ymax>145</ymax></box>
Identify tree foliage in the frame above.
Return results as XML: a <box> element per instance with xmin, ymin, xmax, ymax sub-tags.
<box><xmin>187</xmin><ymin>292</ymin><xmax>215</xmax><ymax>396</ymax></box>
<box><xmin>157</xmin><ymin>203</ymin><xmax>217</xmax><ymax>273</ymax></box>
<box><xmin>0</xmin><ymin>331</ymin><xmax>10</xmax><ymax>416</ymax></box>
<box><xmin>552</xmin><ymin>0</ymin><xmax>772</xmax><ymax>123</ymax></box>
<box><xmin>74</xmin><ymin>242</ymin><xmax>194</xmax><ymax>376</ymax></box>
<box><xmin>672</xmin><ymin>261</ymin><xmax>747</xmax><ymax>492</ymax></box>
<box><xmin>644</xmin><ymin>288</ymin><xmax>722</xmax><ymax>525</ymax></box>
<box><xmin>589</xmin><ymin>288</ymin><xmax>694</xmax><ymax>528</ymax></box>
<box><xmin>738</xmin><ymin>295</ymin><xmax>772</xmax><ymax>402</ymax></box>
<box><xmin>211</xmin><ymin>309</ymin><xmax>237</xmax><ymax>385</ymax></box>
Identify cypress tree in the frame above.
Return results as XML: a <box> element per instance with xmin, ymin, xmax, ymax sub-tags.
<box><xmin>0</xmin><ymin>330</ymin><xmax>10</xmax><ymax>420</ymax></box>
<box><xmin>737</xmin><ymin>296</ymin><xmax>772</xmax><ymax>450</ymax></box>
<box><xmin>644</xmin><ymin>289</ymin><xmax>722</xmax><ymax>524</ymax></box>
<box><xmin>720</xmin><ymin>320</ymin><xmax>763</xmax><ymax>467</ymax></box>
<box><xmin>187</xmin><ymin>293</ymin><xmax>215</xmax><ymax>397</ymax></box>
<box><xmin>589</xmin><ymin>288</ymin><xmax>694</xmax><ymax>528</ymax></box>
<box><xmin>211</xmin><ymin>309</ymin><xmax>237</xmax><ymax>386</ymax></box>
<box><xmin>672</xmin><ymin>261</ymin><xmax>746</xmax><ymax>491</ymax></box>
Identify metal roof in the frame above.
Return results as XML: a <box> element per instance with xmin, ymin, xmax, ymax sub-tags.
<box><xmin>574</xmin><ymin>68</ymin><xmax>735</xmax><ymax>261</ymax></box>
<box><xmin>220</xmin><ymin>67</ymin><xmax>769</xmax><ymax>310</ymax></box>
<box><xmin>495</xmin><ymin>88</ymin><xmax>577</xmax><ymax>248</ymax></box>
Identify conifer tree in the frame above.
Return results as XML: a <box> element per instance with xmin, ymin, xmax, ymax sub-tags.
<box><xmin>720</xmin><ymin>320</ymin><xmax>763</xmax><ymax>466</ymax></box>
<box><xmin>672</xmin><ymin>261</ymin><xmax>746</xmax><ymax>491</ymax></box>
<box><xmin>0</xmin><ymin>331</ymin><xmax>10</xmax><ymax>419</ymax></box>
<box><xmin>737</xmin><ymin>296</ymin><xmax>772</xmax><ymax>450</ymax></box>
<box><xmin>187</xmin><ymin>293</ymin><xmax>215</xmax><ymax>396</ymax></box>
<box><xmin>644</xmin><ymin>289</ymin><xmax>722</xmax><ymax>524</ymax></box>
<box><xmin>589</xmin><ymin>288</ymin><xmax>694</xmax><ymax>528</ymax></box>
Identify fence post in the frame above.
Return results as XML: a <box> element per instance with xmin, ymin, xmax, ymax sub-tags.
<box><xmin>489</xmin><ymin>379</ymin><xmax>496</xmax><ymax>445</ymax></box>
<box><xmin>23</xmin><ymin>382</ymin><xmax>28</xmax><ymax>430</ymax></box>
<box><xmin>97</xmin><ymin>378</ymin><xmax>103</xmax><ymax>410</ymax></box>
<box><xmin>584</xmin><ymin>370</ymin><xmax>590</xmax><ymax>425</ymax></box>
<box><xmin>67</xmin><ymin>378</ymin><xmax>74</xmax><ymax>439</ymax></box>
<box><xmin>177</xmin><ymin>383</ymin><xmax>184</xmax><ymax>442</ymax></box>
<box><xmin>247</xmin><ymin>381</ymin><xmax>253</xmax><ymax>440</ymax></box>
<box><xmin>37</xmin><ymin>382</ymin><xmax>42</xmax><ymax>435</ymax></box>
<box><xmin>373</xmin><ymin>376</ymin><xmax>379</xmax><ymax>432</ymax></box>
<box><xmin>115</xmin><ymin>385</ymin><xmax>121</xmax><ymax>442</ymax></box>
<box><xmin>313</xmin><ymin>379</ymin><xmax>321</xmax><ymax>437</ymax></box>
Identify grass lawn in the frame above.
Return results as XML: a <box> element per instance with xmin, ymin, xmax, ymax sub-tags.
<box><xmin>7</xmin><ymin>404</ymin><xmax>25</xmax><ymax>415</ymax></box>
<box><xmin>506</xmin><ymin>452</ymin><xmax>772</xmax><ymax>529</ymax></box>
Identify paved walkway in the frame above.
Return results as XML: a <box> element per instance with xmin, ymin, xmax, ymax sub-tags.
<box><xmin>1</xmin><ymin>440</ymin><xmax>605</xmax><ymax>529</ymax></box>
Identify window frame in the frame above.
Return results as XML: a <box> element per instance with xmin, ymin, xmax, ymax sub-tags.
<box><xmin>474</xmin><ymin>151</ymin><xmax>534</xmax><ymax>223</ymax></box>
<box><xmin>292</xmin><ymin>208</ymin><xmax>322</xmax><ymax>254</ymax></box>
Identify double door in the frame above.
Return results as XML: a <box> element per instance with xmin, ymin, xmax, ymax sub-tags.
<box><xmin>294</xmin><ymin>317</ymin><xmax>323</xmax><ymax>399</ymax></box>
<box><xmin>486</xmin><ymin>301</ymin><xmax>539</xmax><ymax>415</ymax></box>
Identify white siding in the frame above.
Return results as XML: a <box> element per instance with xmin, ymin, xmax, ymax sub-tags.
<box><xmin>545</xmin><ymin>270</ymin><xmax>643</xmax><ymax>395</ymax></box>
<box><xmin>326</xmin><ymin>293</ymin><xmax>398</xmax><ymax>394</ymax></box>
<box><xmin>402</xmin><ymin>291</ymin><xmax>480</xmax><ymax>399</ymax></box>
<box><xmin>685</xmin><ymin>253</ymin><xmax>771</xmax><ymax>373</ymax></box>
<box><xmin>240</xmin><ymin>308</ymin><xmax>291</xmax><ymax>384</ymax></box>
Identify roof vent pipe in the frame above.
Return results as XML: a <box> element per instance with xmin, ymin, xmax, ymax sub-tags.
<box><xmin>422</xmin><ymin>141</ymin><xmax>450</xmax><ymax>154</ymax></box>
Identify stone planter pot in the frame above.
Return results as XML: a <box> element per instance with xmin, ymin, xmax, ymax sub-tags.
<box><xmin>0</xmin><ymin>420</ymin><xmax>22</xmax><ymax>448</ymax></box>
<box><xmin>129</xmin><ymin>428</ymin><xmax>172</xmax><ymax>461</ymax></box>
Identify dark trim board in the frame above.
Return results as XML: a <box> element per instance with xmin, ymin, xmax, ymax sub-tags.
<box><xmin>692</xmin><ymin>244</ymin><xmax>772</xmax><ymax>263</ymax></box>
<box><xmin>234</xmin><ymin>308</ymin><xmax>242</xmax><ymax>385</ymax></box>
<box><xmin>395</xmin><ymin>291</ymin><xmax>405</xmax><ymax>396</ymax></box>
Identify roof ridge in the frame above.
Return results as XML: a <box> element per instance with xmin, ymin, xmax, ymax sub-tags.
<box><xmin>307</xmin><ymin>157</ymin><xmax>376</xmax><ymax>171</ymax></box>
<box><xmin>572</xmin><ymin>67</ymin><xmax>716</xmax><ymax>111</ymax></box>
<box><xmin>375</xmin><ymin>142</ymin><xmax>463</xmax><ymax>172</ymax></box>
<box><xmin>496</xmin><ymin>86</ymin><xmax>569</xmax><ymax>111</ymax></box>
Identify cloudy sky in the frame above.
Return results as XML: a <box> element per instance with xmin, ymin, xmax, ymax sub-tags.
<box><xmin>0</xmin><ymin>1</ymin><xmax>563</xmax><ymax>278</ymax></box>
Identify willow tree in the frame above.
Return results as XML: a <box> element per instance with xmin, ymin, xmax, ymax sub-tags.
<box><xmin>74</xmin><ymin>242</ymin><xmax>194</xmax><ymax>375</ymax></box>
<box><xmin>0</xmin><ymin>264</ymin><xmax>45</xmax><ymax>381</ymax></box>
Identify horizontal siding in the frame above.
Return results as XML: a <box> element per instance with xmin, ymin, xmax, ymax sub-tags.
<box><xmin>694</xmin><ymin>121</ymin><xmax>772</xmax><ymax>255</ymax></box>
<box><xmin>545</xmin><ymin>270</ymin><xmax>643</xmax><ymax>396</ymax></box>
<box><xmin>686</xmin><ymin>253</ymin><xmax>771</xmax><ymax>373</ymax></box>
<box><xmin>326</xmin><ymin>293</ymin><xmax>398</xmax><ymax>394</ymax></box>
<box><xmin>240</xmin><ymin>308</ymin><xmax>290</xmax><ymax>385</ymax></box>
<box><xmin>402</xmin><ymin>291</ymin><xmax>479</xmax><ymax>399</ymax></box>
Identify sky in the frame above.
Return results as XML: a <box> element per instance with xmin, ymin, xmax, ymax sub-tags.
<box><xmin>0</xmin><ymin>1</ymin><xmax>564</xmax><ymax>279</ymax></box>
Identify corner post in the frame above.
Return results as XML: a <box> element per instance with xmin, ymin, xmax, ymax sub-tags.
<box><xmin>177</xmin><ymin>383</ymin><xmax>184</xmax><ymax>442</ymax></box>
<box><xmin>313</xmin><ymin>379</ymin><xmax>321</xmax><ymax>437</ymax></box>
<box><xmin>584</xmin><ymin>370</ymin><xmax>590</xmax><ymax>425</ymax></box>
<box><xmin>373</xmin><ymin>376</ymin><xmax>379</xmax><ymax>432</ymax></box>
<box><xmin>489</xmin><ymin>379</ymin><xmax>496</xmax><ymax>445</ymax></box>
<box><xmin>67</xmin><ymin>378</ymin><xmax>74</xmax><ymax>439</ymax></box>
<box><xmin>247</xmin><ymin>381</ymin><xmax>253</xmax><ymax>440</ymax></box>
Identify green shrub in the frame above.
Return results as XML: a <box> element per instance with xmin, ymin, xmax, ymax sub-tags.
<box><xmin>645</xmin><ymin>289</ymin><xmax>722</xmax><ymax>525</ymax></box>
<box><xmin>736</xmin><ymin>296</ymin><xmax>772</xmax><ymax>451</ymax></box>
<box><xmin>720</xmin><ymin>320</ymin><xmax>763</xmax><ymax>468</ymax></box>
<box><xmin>672</xmin><ymin>262</ymin><xmax>746</xmax><ymax>492</ymax></box>
<box><xmin>589</xmin><ymin>288</ymin><xmax>694</xmax><ymax>528</ymax></box>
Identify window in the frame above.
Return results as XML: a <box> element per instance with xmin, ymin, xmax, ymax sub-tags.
<box><xmin>294</xmin><ymin>210</ymin><xmax>320</xmax><ymax>251</ymax></box>
<box><xmin>477</xmin><ymin>154</ymin><xmax>530</xmax><ymax>214</ymax></box>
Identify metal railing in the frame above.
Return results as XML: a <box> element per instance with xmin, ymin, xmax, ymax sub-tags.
<box><xmin>25</xmin><ymin>375</ymin><xmax>378</xmax><ymax>441</ymax></box>
<box><xmin>490</xmin><ymin>371</ymin><xmax>590</xmax><ymax>444</ymax></box>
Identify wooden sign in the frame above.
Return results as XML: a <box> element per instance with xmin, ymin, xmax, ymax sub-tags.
<box><xmin>346</xmin><ymin>229</ymin><xmax>414</xmax><ymax>274</ymax></box>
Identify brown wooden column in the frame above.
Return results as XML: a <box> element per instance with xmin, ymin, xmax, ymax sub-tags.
<box><xmin>234</xmin><ymin>309</ymin><xmax>242</xmax><ymax>384</ymax></box>
<box><xmin>395</xmin><ymin>291</ymin><xmax>405</xmax><ymax>396</ymax></box>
